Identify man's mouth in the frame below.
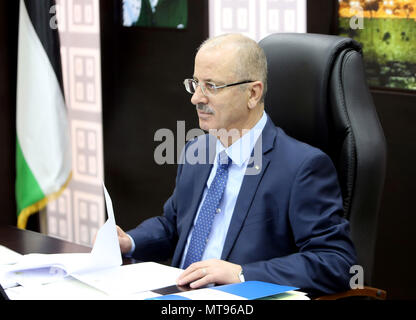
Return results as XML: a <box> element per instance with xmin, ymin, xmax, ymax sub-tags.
<box><xmin>196</xmin><ymin>104</ymin><xmax>215</xmax><ymax>115</ymax></box>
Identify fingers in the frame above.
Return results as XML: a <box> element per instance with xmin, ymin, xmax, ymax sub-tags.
<box><xmin>177</xmin><ymin>262</ymin><xmax>212</xmax><ymax>288</ymax></box>
<box><xmin>116</xmin><ymin>225</ymin><xmax>125</xmax><ymax>236</ymax></box>
<box><xmin>177</xmin><ymin>260</ymin><xmax>242</xmax><ymax>289</ymax></box>
<box><xmin>92</xmin><ymin>231</ymin><xmax>97</xmax><ymax>245</ymax></box>
<box><xmin>116</xmin><ymin>225</ymin><xmax>132</xmax><ymax>253</ymax></box>
<box><xmin>187</xmin><ymin>269</ymin><xmax>212</xmax><ymax>289</ymax></box>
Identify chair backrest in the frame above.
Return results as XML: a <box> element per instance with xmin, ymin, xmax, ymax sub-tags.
<box><xmin>259</xmin><ymin>33</ymin><xmax>387</xmax><ymax>285</ymax></box>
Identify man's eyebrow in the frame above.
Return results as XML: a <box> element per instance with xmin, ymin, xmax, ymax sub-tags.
<box><xmin>193</xmin><ymin>77</ymin><xmax>219</xmax><ymax>84</ymax></box>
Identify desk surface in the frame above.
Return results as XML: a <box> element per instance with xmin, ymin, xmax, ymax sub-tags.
<box><xmin>0</xmin><ymin>225</ymin><xmax>91</xmax><ymax>255</ymax></box>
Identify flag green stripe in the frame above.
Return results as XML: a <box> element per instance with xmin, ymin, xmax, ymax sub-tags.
<box><xmin>16</xmin><ymin>138</ymin><xmax>44</xmax><ymax>213</ymax></box>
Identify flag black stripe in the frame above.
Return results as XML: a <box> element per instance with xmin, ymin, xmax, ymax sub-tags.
<box><xmin>22</xmin><ymin>0</ymin><xmax>64</xmax><ymax>95</ymax></box>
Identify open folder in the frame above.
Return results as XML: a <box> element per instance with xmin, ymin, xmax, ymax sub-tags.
<box><xmin>3</xmin><ymin>184</ymin><xmax>122</xmax><ymax>288</ymax></box>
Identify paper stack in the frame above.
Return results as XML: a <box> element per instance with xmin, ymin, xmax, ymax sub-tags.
<box><xmin>2</xmin><ymin>184</ymin><xmax>122</xmax><ymax>288</ymax></box>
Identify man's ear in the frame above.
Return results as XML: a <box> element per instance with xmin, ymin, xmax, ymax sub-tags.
<box><xmin>248</xmin><ymin>81</ymin><xmax>263</xmax><ymax>109</ymax></box>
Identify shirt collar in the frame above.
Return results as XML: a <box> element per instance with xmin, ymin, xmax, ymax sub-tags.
<box><xmin>216</xmin><ymin>112</ymin><xmax>267</xmax><ymax>167</ymax></box>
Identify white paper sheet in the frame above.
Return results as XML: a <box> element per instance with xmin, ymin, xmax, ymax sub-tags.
<box><xmin>0</xmin><ymin>245</ymin><xmax>22</xmax><ymax>265</ymax></box>
<box><xmin>0</xmin><ymin>246</ymin><xmax>22</xmax><ymax>289</ymax></box>
<box><xmin>5</xmin><ymin>253</ymin><xmax>93</xmax><ymax>287</ymax></box>
<box><xmin>3</xmin><ymin>183</ymin><xmax>122</xmax><ymax>287</ymax></box>
<box><xmin>90</xmin><ymin>183</ymin><xmax>122</xmax><ymax>269</ymax></box>
<box><xmin>73</xmin><ymin>262</ymin><xmax>183</xmax><ymax>296</ymax></box>
<box><xmin>5</xmin><ymin>276</ymin><xmax>162</xmax><ymax>300</ymax></box>
<box><xmin>0</xmin><ymin>266</ymin><xmax>18</xmax><ymax>289</ymax></box>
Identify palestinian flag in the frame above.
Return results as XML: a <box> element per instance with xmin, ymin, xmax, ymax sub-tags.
<box><xmin>16</xmin><ymin>0</ymin><xmax>71</xmax><ymax>229</ymax></box>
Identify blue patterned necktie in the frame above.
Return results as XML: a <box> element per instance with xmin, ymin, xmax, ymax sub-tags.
<box><xmin>183</xmin><ymin>151</ymin><xmax>231</xmax><ymax>269</ymax></box>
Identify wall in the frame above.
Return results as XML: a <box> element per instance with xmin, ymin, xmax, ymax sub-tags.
<box><xmin>45</xmin><ymin>0</ymin><xmax>106</xmax><ymax>247</ymax></box>
<box><xmin>372</xmin><ymin>90</ymin><xmax>416</xmax><ymax>299</ymax></box>
<box><xmin>209</xmin><ymin>0</ymin><xmax>307</xmax><ymax>40</ymax></box>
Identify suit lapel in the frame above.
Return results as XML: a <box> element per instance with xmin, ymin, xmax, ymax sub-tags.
<box><xmin>221</xmin><ymin>117</ymin><xmax>277</xmax><ymax>260</ymax></box>
<box><xmin>172</xmin><ymin>134</ymin><xmax>216</xmax><ymax>266</ymax></box>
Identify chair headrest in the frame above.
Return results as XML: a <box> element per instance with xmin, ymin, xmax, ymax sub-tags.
<box><xmin>259</xmin><ymin>33</ymin><xmax>362</xmax><ymax>150</ymax></box>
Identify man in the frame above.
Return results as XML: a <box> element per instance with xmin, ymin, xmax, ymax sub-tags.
<box><xmin>117</xmin><ymin>34</ymin><xmax>357</xmax><ymax>296</ymax></box>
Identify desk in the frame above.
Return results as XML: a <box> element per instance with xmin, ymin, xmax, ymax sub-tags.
<box><xmin>0</xmin><ymin>225</ymin><xmax>91</xmax><ymax>255</ymax></box>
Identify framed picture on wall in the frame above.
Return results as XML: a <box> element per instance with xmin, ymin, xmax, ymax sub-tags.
<box><xmin>122</xmin><ymin>0</ymin><xmax>188</xmax><ymax>29</ymax></box>
<box><xmin>338</xmin><ymin>0</ymin><xmax>416</xmax><ymax>91</ymax></box>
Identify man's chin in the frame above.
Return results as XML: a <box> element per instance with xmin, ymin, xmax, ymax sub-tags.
<box><xmin>198</xmin><ymin>119</ymin><xmax>211</xmax><ymax>132</ymax></box>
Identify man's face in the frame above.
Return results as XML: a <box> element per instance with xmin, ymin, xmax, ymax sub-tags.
<box><xmin>191</xmin><ymin>46</ymin><xmax>250</xmax><ymax>134</ymax></box>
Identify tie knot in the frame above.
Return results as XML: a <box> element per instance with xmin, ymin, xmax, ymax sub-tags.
<box><xmin>218</xmin><ymin>151</ymin><xmax>231</xmax><ymax>169</ymax></box>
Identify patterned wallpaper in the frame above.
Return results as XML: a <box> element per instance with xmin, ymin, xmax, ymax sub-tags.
<box><xmin>209</xmin><ymin>0</ymin><xmax>306</xmax><ymax>41</ymax></box>
<box><xmin>44</xmin><ymin>0</ymin><xmax>104</xmax><ymax>247</ymax></box>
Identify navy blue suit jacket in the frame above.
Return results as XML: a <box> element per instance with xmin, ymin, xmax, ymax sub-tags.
<box><xmin>128</xmin><ymin>116</ymin><xmax>357</xmax><ymax>295</ymax></box>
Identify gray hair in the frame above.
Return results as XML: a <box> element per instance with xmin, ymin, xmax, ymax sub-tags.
<box><xmin>198</xmin><ymin>34</ymin><xmax>268</xmax><ymax>103</ymax></box>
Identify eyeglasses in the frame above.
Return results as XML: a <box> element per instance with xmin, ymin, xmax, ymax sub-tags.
<box><xmin>183</xmin><ymin>78</ymin><xmax>255</xmax><ymax>97</ymax></box>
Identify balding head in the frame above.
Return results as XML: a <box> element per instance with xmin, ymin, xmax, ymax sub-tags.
<box><xmin>197</xmin><ymin>34</ymin><xmax>268</xmax><ymax>103</ymax></box>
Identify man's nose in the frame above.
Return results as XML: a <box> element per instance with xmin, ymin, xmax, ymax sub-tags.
<box><xmin>191</xmin><ymin>85</ymin><xmax>208</xmax><ymax>105</ymax></box>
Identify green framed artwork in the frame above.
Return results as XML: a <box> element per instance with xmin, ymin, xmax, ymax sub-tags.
<box><xmin>338</xmin><ymin>0</ymin><xmax>416</xmax><ymax>91</ymax></box>
<box><xmin>122</xmin><ymin>0</ymin><xmax>188</xmax><ymax>29</ymax></box>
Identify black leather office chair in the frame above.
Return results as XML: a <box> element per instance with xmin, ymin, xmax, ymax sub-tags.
<box><xmin>259</xmin><ymin>33</ymin><xmax>387</xmax><ymax>299</ymax></box>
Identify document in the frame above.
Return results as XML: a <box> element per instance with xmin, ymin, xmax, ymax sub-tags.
<box><xmin>5</xmin><ymin>262</ymin><xmax>183</xmax><ymax>300</ymax></box>
<box><xmin>5</xmin><ymin>276</ymin><xmax>162</xmax><ymax>300</ymax></box>
<box><xmin>0</xmin><ymin>246</ymin><xmax>23</xmax><ymax>289</ymax></box>
<box><xmin>2</xmin><ymin>183</ymin><xmax>185</xmax><ymax>299</ymax></box>
<box><xmin>0</xmin><ymin>245</ymin><xmax>22</xmax><ymax>265</ymax></box>
<box><xmin>72</xmin><ymin>262</ymin><xmax>183</xmax><ymax>296</ymax></box>
<box><xmin>3</xmin><ymin>183</ymin><xmax>122</xmax><ymax>287</ymax></box>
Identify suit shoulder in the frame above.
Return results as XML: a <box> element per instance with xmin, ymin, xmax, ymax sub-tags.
<box><xmin>274</xmin><ymin>128</ymin><xmax>332</xmax><ymax>165</ymax></box>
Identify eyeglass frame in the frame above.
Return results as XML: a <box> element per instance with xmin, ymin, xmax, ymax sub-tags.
<box><xmin>183</xmin><ymin>78</ymin><xmax>255</xmax><ymax>96</ymax></box>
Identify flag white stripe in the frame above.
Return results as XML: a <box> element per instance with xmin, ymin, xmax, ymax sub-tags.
<box><xmin>17</xmin><ymin>0</ymin><xmax>71</xmax><ymax>195</ymax></box>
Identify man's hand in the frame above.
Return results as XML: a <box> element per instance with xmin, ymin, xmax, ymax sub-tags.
<box><xmin>176</xmin><ymin>259</ymin><xmax>242</xmax><ymax>289</ymax></box>
<box><xmin>116</xmin><ymin>225</ymin><xmax>133</xmax><ymax>254</ymax></box>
